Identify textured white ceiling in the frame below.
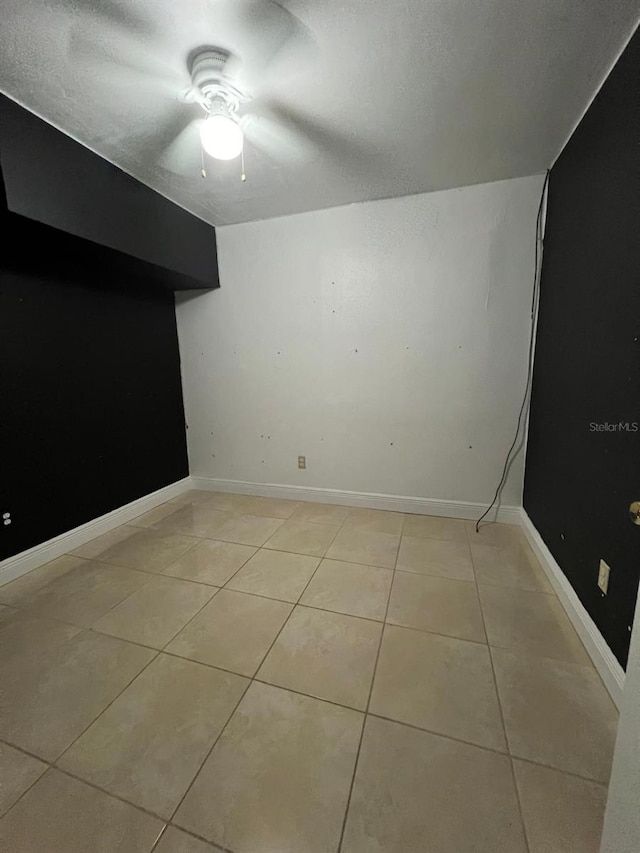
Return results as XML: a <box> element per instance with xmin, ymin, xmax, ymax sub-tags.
<box><xmin>0</xmin><ymin>0</ymin><xmax>637</xmax><ymax>225</ymax></box>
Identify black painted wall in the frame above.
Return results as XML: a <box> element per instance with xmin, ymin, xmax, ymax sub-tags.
<box><xmin>1</xmin><ymin>95</ymin><xmax>219</xmax><ymax>287</ymax></box>
<box><xmin>0</xmin><ymin>100</ymin><xmax>221</xmax><ymax>561</ymax></box>
<box><xmin>524</xmin><ymin>28</ymin><xmax>640</xmax><ymax>667</ymax></box>
<box><xmin>0</xmin><ymin>263</ymin><xmax>189</xmax><ymax>561</ymax></box>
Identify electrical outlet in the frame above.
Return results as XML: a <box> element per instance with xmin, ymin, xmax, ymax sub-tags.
<box><xmin>298</xmin><ymin>456</ymin><xmax>306</xmax><ymax>470</ymax></box>
<box><xmin>598</xmin><ymin>559</ymin><xmax>610</xmax><ymax>595</ymax></box>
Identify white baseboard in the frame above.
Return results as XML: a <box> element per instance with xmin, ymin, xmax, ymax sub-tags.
<box><xmin>190</xmin><ymin>476</ymin><xmax>521</xmax><ymax>524</ymax></box>
<box><xmin>520</xmin><ymin>508</ymin><xmax>625</xmax><ymax>708</ymax></box>
<box><xmin>0</xmin><ymin>477</ymin><xmax>192</xmax><ymax>588</ymax></box>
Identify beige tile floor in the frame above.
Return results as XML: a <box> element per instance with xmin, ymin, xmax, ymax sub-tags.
<box><xmin>0</xmin><ymin>491</ymin><xmax>619</xmax><ymax>852</ymax></box>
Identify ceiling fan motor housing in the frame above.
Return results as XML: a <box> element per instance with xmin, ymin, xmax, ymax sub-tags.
<box><xmin>189</xmin><ymin>48</ymin><xmax>245</xmax><ymax>114</ymax></box>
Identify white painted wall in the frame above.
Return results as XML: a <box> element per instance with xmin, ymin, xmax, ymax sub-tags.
<box><xmin>600</xmin><ymin>579</ymin><xmax>640</xmax><ymax>853</ymax></box>
<box><xmin>176</xmin><ymin>174</ymin><xmax>544</xmax><ymax>507</ymax></box>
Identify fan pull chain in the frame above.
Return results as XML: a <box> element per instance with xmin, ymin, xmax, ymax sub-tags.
<box><xmin>241</xmin><ymin>148</ymin><xmax>246</xmax><ymax>182</ymax></box>
<box><xmin>200</xmin><ymin>145</ymin><xmax>207</xmax><ymax>179</ymax></box>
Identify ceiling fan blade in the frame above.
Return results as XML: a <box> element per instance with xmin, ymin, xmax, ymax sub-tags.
<box><xmin>59</xmin><ymin>0</ymin><xmax>150</xmax><ymax>35</ymax></box>
<box><xmin>252</xmin><ymin>101</ymin><xmax>377</xmax><ymax>175</ymax></box>
<box><xmin>76</xmin><ymin>59</ymin><xmax>182</xmax><ymax>101</ymax></box>
<box><xmin>158</xmin><ymin>118</ymin><xmax>205</xmax><ymax>176</ymax></box>
<box><xmin>240</xmin><ymin>113</ymin><xmax>316</xmax><ymax>165</ymax></box>
<box><xmin>211</xmin><ymin>0</ymin><xmax>316</xmax><ymax>94</ymax></box>
<box><xmin>67</xmin><ymin>18</ymin><xmax>184</xmax><ymax>99</ymax></box>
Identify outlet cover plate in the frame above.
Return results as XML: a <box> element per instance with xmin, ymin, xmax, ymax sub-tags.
<box><xmin>598</xmin><ymin>559</ymin><xmax>610</xmax><ymax>595</ymax></box>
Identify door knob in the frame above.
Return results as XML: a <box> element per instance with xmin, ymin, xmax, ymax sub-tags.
<box><xmin>630</xmin><ymin>501</ymin><xmax>640</xmax><ymax>526</ymax></box>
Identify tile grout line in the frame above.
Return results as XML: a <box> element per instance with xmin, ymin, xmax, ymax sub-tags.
<box><xmin>152</xmin><ymin>821</ymin><xmax>237</xmax><ymax>853</ymax></box>
<box><xmin>147</xmin><ymin>818</ymin><xmax>238</xmax><ymax>853</ymax></box>
<box><xmin>164</xmin><ymin>506</ymin><xmax>349</xmax><ymax>837</ymax></box>
<box><xmin>0</xmin><ymin>752</ymin><xmax>168</xmax><ymax>830</ymax></box>
<box><xmin>0</xmin><ymin>560</ymin><xmax>159</xmax><ymax>616</ymax></box>
<box><xmin>336</xmin><ymin>512</ymin><xmax>405</xmax><ymax>853</ymax></box>
<box><xmin>5</xmin><ymin>610</ymin><xmax>612</xmax><ymax>791</ymax></box>
<box><xmin>8</xmin><ymin>563</ymin><xmax>517</xmax><ymax>647</ymax></box>
<box><xmin>48</xmin><ymin>533</ymin><xmax>204</xmax><ymax>585</ymax></box>
<box><xmin>0</xmin><ymin>751</ymin><xmax>50</xmax><ymax>824</ymax></box>
<box><xmin>157</xmin><ymin>529</ymin><xmax>257</xmax><ymax>579</ymax></box>
<box><xmin>1</xmin><ymin>518</ymin><xmax>610</xmax><ymax>853</ymax></box>
<box><xmin>1</xmin><ymin>705</ymin><xmax>610</xmax><ymax>802</ymax></box>
<box><xmin>57</xmin><ymin>519</ymin><xmax>405</xmax><ymax>589</ymax></box>
<box><xmin>59</xmin><ymin>558</ymin><xmax>259</xmax><ymax>848</ymax></box>
<box><xmin>60</xmin><ymin>565</ymin><xmax>161</xmax><ymax>628</ymax></box>
<box><xmin>32</xmin><ymin>516</ymin><xmax>266</xmax><ymax>655</ymax></box>
<box><xmin>166</xmin><ymin>508</ymin><xmax>369</xmax><ymax>845</ymax></box>
<box><xmin>212</xmin><ymin>511</ymin><xmax>348</xmax><ymax>672</ymax></box>
<box><xmin>145</xmin><ymin>501</ymin><xmax>312</xmax><ymax>549</ymax></box>
<box><xmin>89</xmin><ymin>592</ymin><xmax>399</xmax><ymax>658</ymax></box>
<box><xmin>26</xmin><ymin>546</ymin><xmax>234</xmax><ymax>782</ymax></box>
<box><xmin>466</xmin><ymin>526</ymin><xmax>532</xmax><ymax>853</ymax></box>
<box><xmin>218</xmin><ymin>514</ymin><xmax>398</xmax><ymax>628</ymax></box>
<box><xmin>382</xmin><ymin>616</ymin><xmax>489</xmax><ymax>647</ymax></box>
<box><xmin>3</xmin><ymin>514</ymin><xmax>454</xmax><ymax>675</ymax></box>
<box><xmin>72</xmin><ymin>517</ymin><xmax>202</xmax><ymax>563</ymax></box>
<box><xmin>5</xmin><ymin>503</ymin><xmax>590</xmax><ymax>850</ymax></box>
<box><xmin>53</xmin><ymin>644</ymin><xmax>162</xmax><ymax>765</ymax></box>
<box><xmin>166</xmin><ymin>676</ymin><xmax>251</xmax><ymax>831</ymax></box>
<box><xmin>4</xmin><ymin>510</ymin><xmax>399</xmax><ymax>664</ymax></box>
<box><xmin>1</xmin><ymin>738</ymin><xmax>237</xmax><ymax>853</ymax></box>
<box><xmin>506</xmin><ymin>753</ymin><xmax>610</xmax><ymax>787</ymax></box>
<box><xmin>4</xmin><ymin>542</ymin><xmax>196</xmax><ymax>791</ymax></box>
<box><xmin>146</xmin><ymin>575</ymin><xmax>225</xmax><ymax>655</ymax></box>
<box><xmin>162</xmin><ymin>538</ymin><xmax>259</xmax><ymax>591</ymax></box>
<box><xmin>3</xmin><ymin>514</ymin><xmax>596</xmax><ymax>734</ymax></box>
<box><xmin>50</xmin><ymin>765</ymin><xmax>170</xmax><ymax>823</ymax></box>
<box><xmin>247</xmin><ymin>677</ymin><xmax>367</xmax><ymax>715</ymax></box>
<box><xmin>166</xmin><ymin>626</ymin><xmax>296</xmax><ymax>831</ymax></box>
<box><xmin>153</xmin><ymin>574</ymin><xmax>232</xmax><ymax>653</ymax></box>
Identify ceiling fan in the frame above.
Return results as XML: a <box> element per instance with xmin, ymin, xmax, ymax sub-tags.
<box><xmin>164</xmin><ymin>45</ymin><xmax>310</xmax><ymax>178</ymax></box>
<box><xmin>181</xmin><ymin>48</ymin><xmax>248</xmax><ymax>162</ymax></box>
<box><xmin>68</xmin><ymin>0</ymin><xmax>319</xmax><ymax>177</ymax></box>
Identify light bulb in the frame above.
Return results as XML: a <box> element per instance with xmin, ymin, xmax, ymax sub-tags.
<box><xmin>200</xmin><ymin>114</ymin><xmax>243</xmax><ymax>161</ymax></box>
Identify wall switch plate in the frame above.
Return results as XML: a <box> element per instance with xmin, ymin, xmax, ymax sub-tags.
<box><xmin>298</xmin><ymin>456</ymin><xmax>306</xmax><ymax>469</ymax></box>
<box><xmin>598</xmin><ymin>559</ymin><xmax>610</xmax><ymax>595</ymax></box>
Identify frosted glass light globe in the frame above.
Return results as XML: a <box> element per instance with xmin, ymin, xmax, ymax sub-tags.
<box><xmin>200</xmin><ymin>114</ymin><xmax>244</xmax><ymax>160</ymax></box>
